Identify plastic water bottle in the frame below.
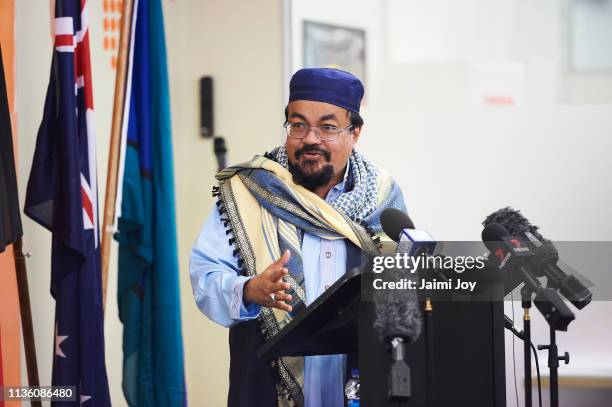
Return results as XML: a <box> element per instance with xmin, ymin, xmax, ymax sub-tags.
<box><xmin>345</xmin><ymin>368</ymin><xmax>360</xmax><ymax>407</ymax></box>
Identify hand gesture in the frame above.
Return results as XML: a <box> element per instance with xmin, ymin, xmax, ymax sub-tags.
<box><xmin>243</xmin><ymin>250</ymin><xmax>293</xmax><ymax>312</ymax></box>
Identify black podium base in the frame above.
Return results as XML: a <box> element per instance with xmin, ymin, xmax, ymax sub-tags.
<box><xmin>360</xmin><ymin>300</ymin><xmax>506</xmax><ymax>407</ymax></box>
<box><xmin>258</xmin><ymin>266</ymin><xmax>507</xmax><ymax>407</ymax></box>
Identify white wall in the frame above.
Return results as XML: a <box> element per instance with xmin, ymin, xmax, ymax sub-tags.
<box><xmin>15</xmin><ymin>0</ymin><xmax>284</xmax><ymax>405</ymax></box>
<box><xmin>290</xmin><ymin>0</ymin><xmax>612</xmax><ymax>404</ymax></box>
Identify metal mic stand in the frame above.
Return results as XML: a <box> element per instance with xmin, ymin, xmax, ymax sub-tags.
<box><xmin>537</xmin><ymin>327</ymin><xmax>570</xmax><ymax>407</ymax></box>
<box><xmin>424</xmin><ymin>298</ymin><xmax>433</xmax><ymax>407</ymax></box>
<box><xmin>518</xmin><ymin>269</ymin><xmax>573</xmax><ymax>407</ymax></box>
<box><xmin>521</xmin><ymin>286</ymin><xmax>533</xmax><ymax>407</ymax></box>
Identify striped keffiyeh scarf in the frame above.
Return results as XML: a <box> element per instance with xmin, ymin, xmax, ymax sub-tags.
<box><xmin>213</xmin><ymin>147</ymin><xmax>406</xmax><ymax>406</ymax></box>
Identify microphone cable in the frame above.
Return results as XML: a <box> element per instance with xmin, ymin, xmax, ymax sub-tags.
<box><xmin>511</xmin><ymin>294</ymin><xmax>519</xmax><ymax>407</ymax></box>
<box><xmin>506</xmin><ymin>295</ymin><xmax>543</xmax><ymax>407</ymax></box>
<box><xmin>530</xmin><ymin>339</ymin><xmax>543</xmax><ymax>407</ymax></box>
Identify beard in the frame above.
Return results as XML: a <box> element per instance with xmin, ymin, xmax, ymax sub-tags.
<box><xmin>287</xmin><ymin>145</ymin><xmax>334</xmax><ymax>191</ymax></box>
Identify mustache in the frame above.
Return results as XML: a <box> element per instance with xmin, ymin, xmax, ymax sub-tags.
<box><xmin>295</xmin><ymin>145</ymin><xmax>331</xmax><ymax>161</ymax></box>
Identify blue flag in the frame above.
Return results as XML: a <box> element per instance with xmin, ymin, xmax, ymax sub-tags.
<box><xmin>115</xmin><ymin>0</ymin><xmax>186</xmax><ymax>405</ymax></box>
<box><xmin>24</xmin><ymin>1</ymin><xmax>110</xmax><ymax>405</ymax></box>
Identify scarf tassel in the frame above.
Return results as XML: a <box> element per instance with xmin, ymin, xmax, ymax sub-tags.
<box><xmin>355</xmin><ymin>217</ymin><xmax>383</xmax><ymax>249</ymax></box>
<box><xmin>213</xmin><ymin>191</ymin><xmax>246</xmax><ymax>273</ymax></box>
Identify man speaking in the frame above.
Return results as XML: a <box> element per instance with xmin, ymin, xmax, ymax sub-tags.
<box><xmin>190</xmin><ymin>68</ymin><xmax>406</xmax><ymax>407</ymax></box>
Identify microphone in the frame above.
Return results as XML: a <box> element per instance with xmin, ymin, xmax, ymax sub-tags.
<box><xmin>375</xmin><ymin>208</ymin><xmax>429</xmax><ymax>401</ymax></box>
<box><xmin>381</xmin><ymin>208</ymin><xmax>415</xmax><ymax>238</ymax></box>
<box><xmin>214</xmin><ymin>136</ymin><xmax>227</xmax><ymax>171</ymax></box>
<box><xmin>483</xmin><ymin>207</ymin><xmax>592</xmax><ymax>310</ymax></box>
<box><xmin>381</xmin><ymin>208</ymin><xmax>436</xmax><ymax>256</ymax></box>
<box><xmin>380</xmin><ymin>208</ymin><xmax>445</xmax><ymax>285</ymax></box>
<box><xmin>481</xmin><ymin>222</ymin><xmax>575</xmax><ymax>331</ymax></box>
<box><xmin>375</xmin><ymin>209</ymin><xmax>423</xmax><ymax>341</ymax></box>
<box><xmin>371</xmin><ymin>268</ymin><xmax>416</xmax><ymax>401</ymax></box>
<box><xmin>370</xmin><ymin>267</ymin><xmax>423</xmax><ymax>343</ymax></box>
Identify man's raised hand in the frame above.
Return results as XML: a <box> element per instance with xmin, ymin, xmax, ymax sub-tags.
<box><xmin>243</xmin><ymin>249</ymin><xmax>293</xmax><ymax>312</ymax></box>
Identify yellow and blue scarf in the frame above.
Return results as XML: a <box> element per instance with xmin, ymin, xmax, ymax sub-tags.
<box><xmin>213</xmin><ymin>148</ymin><xmax>406</xmax><ymax>406</ymax></box>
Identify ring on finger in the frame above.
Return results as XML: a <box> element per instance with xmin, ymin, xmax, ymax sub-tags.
<box><xmin>269</xmin><ymin>293</ymin><xmax>276</xmax><ymax>302</ymax></box>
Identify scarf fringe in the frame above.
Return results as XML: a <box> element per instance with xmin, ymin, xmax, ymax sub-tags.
<box><xmin>213</xmin><ymin>184</ymin><xmax>303</xmax><ymax>406</ymax></box>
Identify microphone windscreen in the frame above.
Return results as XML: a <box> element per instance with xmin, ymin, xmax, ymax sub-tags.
<box><xmin>373</xmin><ymin>267</ymin><xmax>422</xmax><ymax>342</ymax></box>
<box><xmin>482</xmin><ymin>207</ymin><xmax>544</xmax><ymax>240</ymax></box>
<box><xmin>381</xmin><ymin>208</ymin><xmax>415</xmax><ymax>242</ymax></box>
<box><xmin>376</xmin><ymin>209</ymin><xmax>422</xmax><ymax>342</ymax></box>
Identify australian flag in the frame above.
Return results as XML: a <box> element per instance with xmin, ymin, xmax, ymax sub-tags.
<box><xmin>24</xmin><ymin>0</ymin><xmax>110</xmax><ymax>405</ymax></box>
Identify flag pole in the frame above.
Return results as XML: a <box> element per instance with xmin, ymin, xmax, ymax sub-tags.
<box><xmin>12</xmin><ymin>238</ymin><xmax>41</xmax><ymax>407</ymax></box>
<box><xmin>100</xmin><ymin>0</ymin><xmax>134</xmax><ymax>311</ymax></box>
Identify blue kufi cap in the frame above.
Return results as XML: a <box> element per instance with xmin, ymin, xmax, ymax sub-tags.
<box><xmin>288</xmin><ymin>68</ymin><xmax>364</xmax><ymax>113</ymax></box>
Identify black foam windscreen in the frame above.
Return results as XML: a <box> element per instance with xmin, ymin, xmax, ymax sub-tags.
<box><xmin>200</xmin><ymin>76</ymin><xmax>214</xmax><ymax>137</ymax></box>
<box><xmin>380</xmin><ymin>208</ymin><xmax>415</xmax><ymax>242</ymax></box>
<box><xmin>375</xmin><ymin>208</ymin><xmax>423</xmax><ymax>342</ymax></box>
<box><xmin>482</xmin><ymin>206</ymin><xmax>544</xmax><ymax>240</ymax></box>
<box><xmin>373</xmin><ymin>269</ymin><xmax>423</xmax><ymax>342</ymax></box>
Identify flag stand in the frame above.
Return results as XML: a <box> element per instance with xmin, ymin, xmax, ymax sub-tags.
<box><xmin>100</xmin><ymin>0</ymin><xmax>134</xmax><ymax>311</ymax></box>
<box><xmin>12</xmin><ymin>237</ymin><xmax>41</xmax><ymax>407</ymax></box>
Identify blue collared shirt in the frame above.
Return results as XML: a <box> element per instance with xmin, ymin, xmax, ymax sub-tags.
<box><xmin>189</xmin><ymin>166</ymin><xmax>351</xmax><ymax>407</ymax></box>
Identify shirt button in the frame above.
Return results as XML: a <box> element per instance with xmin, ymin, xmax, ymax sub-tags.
<box><xmin>325</xmin><ymin>251</ymin><xmax>332</xmax><ymax>258</ymax></box>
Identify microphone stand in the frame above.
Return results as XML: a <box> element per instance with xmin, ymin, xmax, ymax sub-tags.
<box><xmin>504</xmin><ymin>315</ymin><xmax>542</xmax><ymax>407</ymax></box>
<box><xmin>521</xmin><ymin>286</ymin><xmax>533</xmax><ymax>407</ymax></box>
<box><xmin>424</xmin><ymin>298</ymin><xmax>433</xmax><ymax>407</ymax></box>
<box><xmin>518</xmin><ymin>269</ymin><xmax>572</xmax><ymax>407</ymax></box>
<box><xmin>422</xmin><ymin>262</ymin><xmax>444</xmax><ymax>407</ymax></box>
<box><xmin>537</xmin><ymin>328</ymin><xmax>569</xmax><ymax>407</ymax></box>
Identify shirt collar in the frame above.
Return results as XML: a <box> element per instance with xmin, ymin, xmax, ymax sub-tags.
<box><xmin>331</xmin><ymin>161</ymin><xmax>351</xmax><ymax>194</ymax></box>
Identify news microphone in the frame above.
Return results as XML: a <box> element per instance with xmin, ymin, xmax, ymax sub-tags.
<box><xmin>481</xmin><ymin>222</ymin><xmax>575</xmax><ymax>331</ymax></box>
<box><xmin>483</xmin><ymin>207</ymin><xmax>592</xmax><ymax>310</ymax></box>
<box><xmin>482</xmin><ymin>222</ymin><xmax>534</xmax><ymax>270</ymax></box>
<box><xmin>381</xmin><ymin>208</ymin><xmax>415</xmax><ymax>238</ymax></box>
<box><xmin>214</xmin><ymin>136</ymin><xmax>227</xmax><ymax>171</ymax></box>
<box><xmin>375</xmin><ymin>208</ymin><xmax>423</xmax><ymax>341</ymax></box>
<box><xmin>380</xmin><ymin>208</ymin><xmax>436</xmax><ymax>256</ymax></box>
<box><xmin>381</xmin><ymin>208</ymin><xmax>450</xmax><ymax>292</ymax></box>
<box><xmin>376</xmin><ymin>208</ymin><xmax>432</xmax><ymax>401</ymax></box>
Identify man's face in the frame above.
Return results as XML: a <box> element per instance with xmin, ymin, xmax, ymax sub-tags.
<box><xmin>285</xmin><ymin>100</ymin><xmax>360</xmax><ymax>190</ymax></box>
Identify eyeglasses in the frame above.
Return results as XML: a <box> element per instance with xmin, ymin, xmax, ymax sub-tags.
<box><xmin>284</xmin><ymin>122</ymin><xmax>354</xmax><ymax>141</ymax></box>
